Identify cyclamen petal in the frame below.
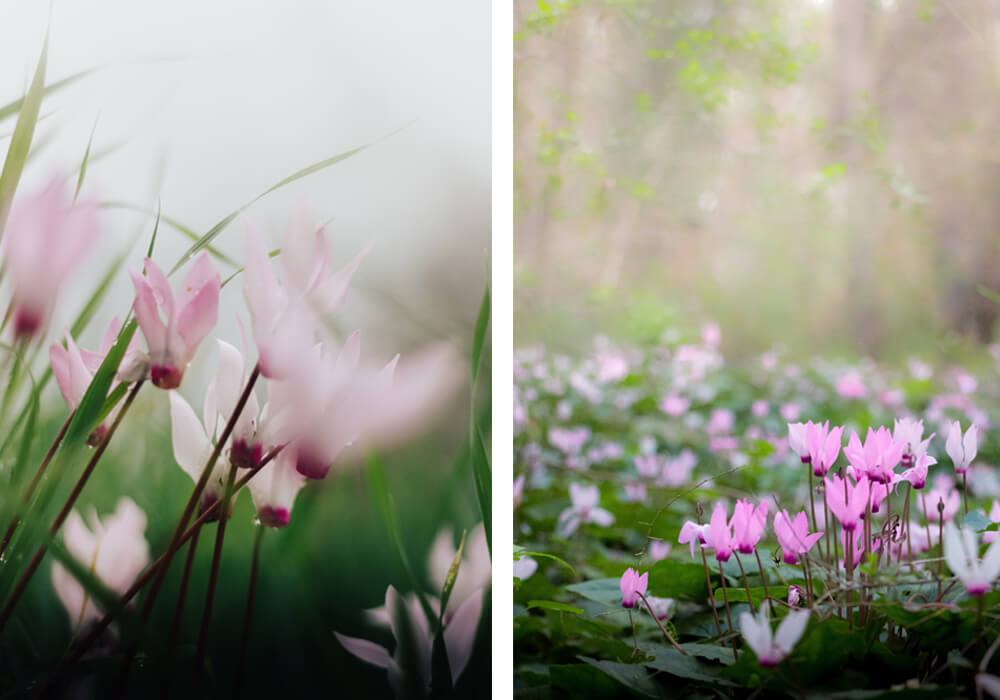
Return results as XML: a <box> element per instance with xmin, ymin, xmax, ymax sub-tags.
<box><xmin>130</xmin><ymin>254</ymin><xmax>220</xmax><ymax>389</ymax></box>
<box><xmin>5</xmin><ymin>176</ymin><xmax>99</xmax><ymax>339</ymax></box>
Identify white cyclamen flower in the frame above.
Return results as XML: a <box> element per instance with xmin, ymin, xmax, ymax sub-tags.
<box><xmin>945</xmin><ymin>421</ymin><xmax>978</xmax><ymax>475</ymax></box>
<box><xmin>943</xmin><ymin>521</ymin><xmax>1000</xmax><ymax>596</ymax></box>
<box><xmin>739</xmin><ymin>606</ymin><xmax>809</xmax><ymax>667</ymax></box>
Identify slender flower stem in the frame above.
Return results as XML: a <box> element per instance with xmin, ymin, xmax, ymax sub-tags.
<box><xmin>193</xmin><ymin>462</ymin><xmax>239</xmax><ymax>682</ymax></box>
<box><xmin>0</xmin><ymin>381</ymin><xmax>143</xmax><ymax>633</ymax></box>
<box><xmin>699</xmin><ymin>547</ymin><xmax>723</xmax><ymax>640</ymax></box>
<box><xmin>845</xmin><ymin>528</ymin><xmax>854</xmax><ymax>630</ymax></box>
<box><xmin>636</xmin><ymin>591</ymin><xmax>686</xmax><ymax>655</ymax></box>
<box><xmin>802</xmin><ymin>556</ymin><xmax>814</xmax><ymax>606</ymax></box>
<box><xmin>162</xmin><ymin>520</ymin><xmax>203</xmax><ymax>699</ymax></box>
<box><xmin>978</xmin><ymin>595</ymin><xmax>985</xmax><ymax>656</ymax></box>
<box><xmin>55</xmin><ymin>446</ymin><xmax>283</xmax><ymax>677</ymax></box>
<box><xmin>923</xmin><ymin>494</ymin><xmax>932</xmax><ymax>561</ymax></box>
<box><xmin>937</xmin><ymin>514</ymin><xmax>944</xmax><ymax>601</ymax></box>
<box><xmin>717</xmin><ymin>559</ymin><xmax>738</xmax><ymax>661</ymax></box>
<box><xmin>115</xmin><ymin>365</ymin><xmax>260</xmax><ymax>694</ymax></box>
<box><xmin>885</xmin><ymin>489</ymin><xmax>893</xmax><ymax>568</ymax></box>
<box><xmin>735</xmin><ymin>553</ymin><xmax>754</xmax><ymax>614</ymax></box>
<box><xmin>808</xmin><ymin>469</ymin><xmax>818</xmax><ymax>536</ymax></box>
<box><xmin>754</xmin><ymin>549</ymin><xmax>771</xmax><ymax>606</ymax></box>
<box><xmin>234</xmin><ymin>525</ymin><xmax>265</xmax><ymax>700</ymax></box>
<box><xmin>0</xmin><ymin>410</ymin><xmax>74</xmax><ymax>557</ymax></box>
<box><xmin>822</xmin><ymin>490</ymin><xmax>831</xmax><ymax>565</ymax></box>
<box><xmin>963</xmin><ymin>473</ymin><xmax>969</xmax><ymax>515</ymax></box>
<box><xmin>903</xmin><ymin>485</ymin><xmax>913</xmax><ymax>563</ymax></box>
<box><xmin>628</xmin><ymin>608</ymin><xmax>638</xmax><ymax>654</ymax></box>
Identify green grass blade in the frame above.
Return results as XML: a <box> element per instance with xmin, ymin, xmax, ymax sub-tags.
<box><xmin>0</xmin><ymin>34</ymin><xmax>48</xmax><ymax>239</ymax></box>
<box><xmin>10</xmin><ymin>375</ymin><xmax>39</xmax><ymax>489</ymax></box>
<box><xmin>100</xmin><ymin>201</ymin><xmax>238</xmax><ymax>268</ymax></box>
<box><xmin>169</xmin><ymin>123</ymin><xmax>413</xmax><ymax>275</ymax></box>
<box><xmin>74</xmin><ymin>117</ymin><xmax>99</xmax><ymax>201</ymax></box>
<box><xmin>471</xmin><ymin>284</ymin><xmax>490</xmax><ymax>387</ymax></box>
<box><xmin>220</xmin><ymin>248</ymin><xmax>280</xmax><ymax>289</ymax></box>
<box><xmin>469</xmin><ymin>283</ymin><xmax>491</xmax><ymax>555</ymax></box>
<box><xmin>146</xmin><ymin>200</ymin><xmax>161</xmax><ymax>259</ymax></box>
<box><xmin>366</xmin><ymin>453</ymin><xmax>437</xmax><ymax>626</ymax></box>
<box><xmin>62</xmin><ymin>320</ymin><xmax>137</xmax><ymax>448</ymax></box>
<box><xmin>429</xmin><ymin>529</ymin><xmax>465</xmax><ymax>698</ymax></box>
<box><xmin>0</xmin><ymin>68</ymin><xmax>94</xmax><ymax>123</ymax></box>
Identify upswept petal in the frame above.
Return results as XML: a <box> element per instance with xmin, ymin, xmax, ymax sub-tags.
<box><xmin>774</xmin><ymin>609</ymin><xmax>809</xmax><ymax>653</ymax></box>
<box><xmin>443</xmin><ymin>588</ymin><xmax>484</xmax><ymax>686</ymax></box>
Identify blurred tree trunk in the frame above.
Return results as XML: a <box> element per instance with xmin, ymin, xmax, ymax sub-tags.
<box><xmin>832</xmin><ymin>0</ymin><xmax>881</xmax><ymax>354</ymax></box>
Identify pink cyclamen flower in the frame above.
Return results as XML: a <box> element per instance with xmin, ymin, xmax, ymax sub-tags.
<box><xmin>557</xmin><ymin>483</ymin><xmax>614</xmax><ymax>537</ymax></box>
<box><xmin>272</xmin><ymin>333</ymin><xmax>460</xmax><ymax>479</ymax></box>
<box><xmin>707</xmin><ymin>409</ymin><xmax>734</xmax><ymax>436</ymax></box>
<box><xmin>844</xmin><ymin>426</ymin><xmax>903</xmax><ymax>485</ymax></box>
<box><xmin>335</xmin><ymin>585</ymin><xmax>482</xmax><ymax>694</ymax></box>
<box><xmin>4</xmin><ymin>176</ymin><xmax>99</xmax><ymax>339</ymax></box>
<box><xmin>513</xmin><ymin>475</ymin><xmax>526</xmax><ymax>509</ymax></box>
<box><xmin>242</xmin><ymin>219</ymin><xmax>368</xmax><ymax>379</ymax></box>
<box><xmin>806</xmin><ymin>421</ymin><xmax>845</xmax><ymax>477</ymax></box>
<box><xmin>678</xmin><ymin>520</ymin><xmax>710</xmax><ymax>558</ymax></box>
<box><xmin>739</xmin><ymin>607</ymin><xmax>809</xmax><ymax>667</ymax></box>
<box><xmin>649</xmin><ymin>540</ymin><xmax>672</xmax><ymax>562</ymax></box>
<box><xmin>129</xmin><ymin>254</ymin><xmax>219</xmax><ymax>389</ymax></box>
<box><xmin>169</xmin><ymin>391</ymin><xmax>233</xmax><ymax>520</ymax></box>
<box><xmin>701</xmin><ymin>322</ymin><xmax>721</xmax><ymax>347</ymax></box>
<box><xmin>730</xmin><ymin>499</ymin><xmax>769</xmax><ymax>554</ymax></box>
<box><xmin>247</xmin><ymin>449</ymin><xmax>306</xmax><ymax>528</ymax></box>
<box><xmin>943</xmin><ymin>522</ymin><xmax>1000</xmax><ymax>596</ymax></box>
<box><xmin>659</xmin><ymin>394</ymin><xmax>690</xmax><ymax>416</ymax></box>
<box><xmin>780</xmin><ymin>403</ymin><xmax>801</xmax><ymax>422</ymax></box>
<box><xmin>49</xmin><ymin>317</ymin><xmax>144</xmax><ymax>444</ymax></box>
<box><xmin>548</xmin><ymin>427</ymin><xmax>591</xmax><ymax>455</ymax></box>
<box><xmin>899</xmin><ymin>454</ymin><xmax>936</xmax><ymax>491</ymax></box>
<box><xmin>623</xmin><ymin>482</ymin><xmax>647</xmax><ymax>503</ymax></box>
<box><xmin>824</xmin><ymin>473</ymin><xmax>870</xmax><ymax>532</ymax></box>
<box><xmin>835</xmin><ymin>370</ymin><xmax>867</xmax><ymax>399</ymax></box>
<box><xmin>595</xmin><ymin>351</ymin><xmax>628</xmax><ymax>383</ymax></box>
<box><xmin>51</xmin><ymin>498</ymin><xmax>149</xmax><ymax>631</ymax></box>
<box><xmin>787</xmin><ymin>422</ymin><xmax>810</xmax><ymax>463</ymax></box>
<box><xmin>893</xmin><ymin>417</ymin><xmax>933</xmax><ymax>466</ymax></box>
<box><xmin>206</xmin><ymin>339</ymin><xmax>270</xmax><ymax>469</ymax></box>
<box><xmin>774</xmin><ymin>510</ymin><xmax>823</xmax><ymax>565</ymax></box>
<box><xmin>634</xmin><ymin>455</ymin><xmax>661</xmax><ymax>479</ymax></box>
<box><xmin>644</xmin><ymin>595</ymin><xmax>674</xmax><ymax>620</ymax></box>
<box><xmin>619</xmin><ymin>568</ymin><xmax>649</xmax><ymax>608</ymax></box>
<box><xmin>945</xmin><ymin>421</ymin><xmax>978</xmax><ymax>475</ymax></box>
<box><xmin>787</xmin><ymin>585</ymin><xmax>802</xmax><ymax>608</ymax></box>
<box><xmin>706</xmin><ymin>502</ymin><xmax>735</xmax><ymax>562</ymax></box>
<box><xmin>659</xmin><ymin>449</ymin><xmax>697</xmax><ymax>486</ymax></box>
<box><xmin>751</xmin><ymin>400</ymin><xmax>769</xmax><ymax>418</ymax></box>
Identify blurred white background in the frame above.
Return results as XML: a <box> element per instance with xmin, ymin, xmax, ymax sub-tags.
<box><xmin>0</xmin><ymin>0</ymin><xmax>490</xmax><ymax>365</ymax></box>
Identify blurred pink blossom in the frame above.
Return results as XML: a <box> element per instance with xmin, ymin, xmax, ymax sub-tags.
<box><xmin>4</xmin><ymin>176</ymin><xmax>99</xmax><ymax>339</ymax></box>
<box><xmin>835</xmin><ymin>371</ymin><xmax>867</xmax><ymax>399</ymax></box>
<box><xmin>51</xmin><ymin>498</ymin><xmax>149</xmax><ymax>631</ymax></box>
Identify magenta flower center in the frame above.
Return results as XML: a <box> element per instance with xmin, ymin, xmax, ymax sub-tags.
<box><xmin>230</xmin><ymin>439</ymin><xmax>264</xmax><ymax>470</ymax></box>
<box><xmin>295</xmin><ymin>448</ymin><xmax>331</xmax><ymax>480</ymax></box>
<box><xmin>258</xmin><ymin>505</ymin><xmax>290</xmax><ymax>528</ymax></box>
<box><xmin>151</xmin><ymin>364</ymin><xmax>183</xmax><ymax>390</ymax></box>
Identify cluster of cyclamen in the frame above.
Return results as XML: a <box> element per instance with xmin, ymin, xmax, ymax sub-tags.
<box><xmin>614</xmin><ymin>415</ymin><xmax>1000</xmax><ymax>668</ymax></box>
<box><xmin>37</xmin><ymin>185</ymin><xmax>446</xmax><ymax>531</ymax></box>
<box><xmin>4</xmin><ymin>177</ymin><xmax>454</xmax><ymax>634</ymax></box>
